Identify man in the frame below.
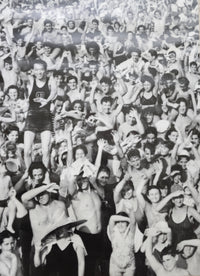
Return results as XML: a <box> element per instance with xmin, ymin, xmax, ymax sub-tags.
<box><xmin>69</xmin><ymin>173</ymin><xmax>102</xmax><ymax>276</ymax></box>
<box><xmin>146</xmin><ymin>228</ymin><xmax>189</xmax><ymax>276</ymax></box>
<box><xmin>24</xmin><ymin>59</ymin><xmax>56</xmax><ymax>169</ymax></box>
<box><xmin>0</xmin><ymin>230</ymin><xmax>23</xmax><ymax>276</ymax></box>
<box><xmin>118</xmin><ymin>107</ymin><xmax>144</xmax><ymax>140</ymax></box>
<box><xmin>21</xmin><ymin>182</ymin><xmax>86</xmax><ymax>276</ymax></box>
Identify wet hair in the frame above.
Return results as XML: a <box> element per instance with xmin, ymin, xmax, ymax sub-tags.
<box><xmin>44</xmin><ymin>19</ymin><xmax>53</xmax><ymax>26</ymax></box>
<box><xmin>141</xmin><ymin>75</ymin><xmax>155</xmax><ymax>89</ymax></box>
<box><xmin>4</xmin><ymin>57</ymin><xmax>12</xmax><ymax>64</ymax></box>
<box><xmin>147</xmin><ymin>186</ymin><xmax>161</xmax><ymax>195</ymax></box>
<box><xmin>121</xmin><ymin>180</ymin><xmax>134</xmax><ymax>196</ymax></box>
<box><xmin>127</xmin><ymin>148</ymin><xmax>141</xmax><ymax>160</ymax></box>
<box><xmin>97</xmin><ymin>166</ymin><xmax>111</xmax><ymax>177</ymax></box>
<box><xmin>178</xmin><ymin>77</ymin><xmax>189</xmax><ymax>87</ymax></box>
<box><xmin>116</xmin><ymin>211</ymin><xmax>129</xmax><ymax>218</ymax></box>
<box><xmin>149</xmin><ymin>49</ymin><xmax>158</xmax><ymax>59</ymax></box>
<box><xmin>6</xmin><ymin>125</ymin><xmax>19</xmax><ymax>136</ymax></box>
<box><xmin>100</xmin><ymin>76</ymin><xmax>112</xmax><ymax>86</ymax></box>
<box><xmin>144</xmin><ymin>142</ymin><xmax>155</xmax><ymax>155</ymax></box>
<box><xmin>0</xmin><ymin>230</ymin><xmax>15</xmax><ymax>246</ymax></box>
<box><xmin>128</xmin><ymin>47</ymin><xmax>141</xmax><ymax>57</ymax></box>
<box><xmin>67</xmin><ymin>75</ymin><xmax>78</xmax><ymax>84</ymax></box>
<box><xmin>64</xmin><ymin>44</ymin><xmax>78</xmax><ymax>58</ymax></box>
<box><xmin>165</xmin><ymin>127</ymin><xmax>178</xmax><ymax>141</ymax></box>
<box><xmin>28</xmin><ymin>161</ymin><xmax>47</xmax><ymax>179</ymax></box>
<box><xmin>74</xmin><ymin>144</ymin><xmax>88</xmax><ymax>157</ymax></box>
<box><xmin>86</xmin><ymin>41</ymin><xmax>100</xmax><ymax>54</ymax></box>
<box><xmin>161</xmin><ymin>246</ymin><xmax>177</xmax><ymax>258</ymax></box>
<box><xmin>176</xmin><ymin>97</ymin><xmax>188</xmax><ymax>109</ymax></box>
<box><xmin>71</xmin><ymin>100</ymin><xmax>84</xmax><ymax>111</ymax></box>
<box><xmin>32</xmin><ymin>59</ymin><xmax>47</xmax><ymax>70</ymax></box>
<box><xmin>92</xmin><ymin>19</ymin><xmax>99</xmax><ymax>25</ymax></box>
<box><xmin>101</xmin><ymin>96</ymin><xmax>112</xmax><ymax>105</ymax></box>
<box><xmin>145</xmin><ymin>127</ymin><xmax>158</xmax><ymax>137</ymax></box>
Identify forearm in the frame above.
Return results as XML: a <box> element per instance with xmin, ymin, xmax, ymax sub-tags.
<box><xmin>21</xmin><ymin>185</ymin><xmax>47</xmax><ymax>202</ymax></box>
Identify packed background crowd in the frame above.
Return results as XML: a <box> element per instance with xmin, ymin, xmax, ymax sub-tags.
<box><xmin>0</xmin><ymin>0</ymin><xmax>200</xmax><ymax>275</ymax></box>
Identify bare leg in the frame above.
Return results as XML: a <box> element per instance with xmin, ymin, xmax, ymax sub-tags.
<box><xmin>6</xmin><ymin>199</ymin><xmax>16</xmax><ymax>233</ymax></box>
<box><xmin>24</xmin><ymin>131</ymin><xmax>36</xmax><ymax>169</ymax></box>
<box><xmin>41</xmin><ymin>130</ymin><xmax>52</xmax><ymax>169</ymax></box>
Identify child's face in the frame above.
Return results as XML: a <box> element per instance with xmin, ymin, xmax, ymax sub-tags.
<box><xmin>75</xmin><ymin>149</ymin><xmax>86</xmax><ymax>160</ymax></box>
<box><xmin>178</xmin><ymin>157</ymin><xmax>188</xmax><ymax>170</ymax></box>
<box><xmin>160</xmin><ymin>187</ymin><xmax>168</xmax><ymax>198</ymax></box>
<box><xmin>147</xmin><ymin>133</ymin><xmax>156</xmax><ymax>144</ymax></box>
<box><xmin>8</xmin><ymin>131</ymin><xmax>19</xmax><ymax>143</ymax></box>
<box><xmin>8</xmin><ymin>88</ymin><xmax>18</xmax><ymax>101</ymax></box>
<box><xmin>191</xmin><ymin>134</ymin><xmax>199</xmax><ymax>147</ymax></box>
<box><xmin>144</xmin><ymin>148</ymin><xmax>152</xmax><ymax>162</ymax></box>
<box><xmin>148</xmin><ymin>188</ymin><xmax>160</xmax><ymax>203</ymax></box>
<box><xmin>128</xmin><ymin>156</ymin><xmax>141</xmax><ymax>169</ymax></box>
<box><xmin>73</xmin><ymin>103</ymin><xmax>82</xmax><ymax>111</ymax></box>
<box><xmin>160</xmin><ymin>144</ymin><xmax>169</xmax><ymax>156</ymax></box>
<box><xmin>168</xmin><ymin>131</ymin><xmax>178</xmax><ymax>143</ymax></box>
<box><xmin>122</xmin><ymin>187</ymin><xmax>133</xmax><ymax>199</ymax></box>
<box><xmin>116</xmin><ymin>221</ymin><xmax>128</xmax><ymax>233</ymax></box>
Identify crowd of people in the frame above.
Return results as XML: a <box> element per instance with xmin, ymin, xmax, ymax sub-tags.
<box><xmin>0</xmin><ymin>0</ymin><xmax>199</xmax><ymax>275</ymax></box>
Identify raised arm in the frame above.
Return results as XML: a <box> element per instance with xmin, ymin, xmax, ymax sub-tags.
<box><xmin>145</xmin><ymin>229</ymin><xmax>163</xmax><ymax>274</ymax></box>
<box><xmin>114</xmin><ymin>173</ymin><xmax>130</xmax><ymax>204</ymax></box>
<box><xmin>155</xmin><ymin>190</ymin><xmax>184</xmax><ymax>212</ymax></box>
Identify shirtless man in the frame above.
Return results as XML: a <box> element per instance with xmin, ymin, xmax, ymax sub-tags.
<box><xmin>21</xmin><ymin>183</ymin><xmax>85</xmax><ymax>276</ymax></box>
<box><xmin>177</xmin><ymin>236</ymin><xmax>200</xmax><ymax>276</ymax></box>
<box><xmin>0</xmin><ymin>231</ymin><xmax>19</xmax><ymax>276</ymax></box>
<box><xmin>0</xmin><ymin>56</ymin><xmax>19</xmax><ymax>92</ymax></box>
<box><xmin>146</xmin><ymin>228</ymin><xmax>189</xmax><ymax>276</ymax></box>
<box><xmin>70</xmin><ymin>174</ymin><xmax>102</xmax><ymax>276</ymax></box>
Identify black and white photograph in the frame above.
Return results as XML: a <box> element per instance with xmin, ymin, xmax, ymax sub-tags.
<box><xmin>0</xmin><ymin>0</ymin><xmax>199</xmax><ymax>275</ymax></box>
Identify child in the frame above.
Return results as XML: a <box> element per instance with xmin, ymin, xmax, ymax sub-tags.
<box><xmin>0</xmin><ymin>162</ymin><xmax>16</xmax><ymax>233</ymax></box>
<box><xmin>107</xmin><ymin>212</ymin><xmax>136</xmax><ymax>276</ymax></box>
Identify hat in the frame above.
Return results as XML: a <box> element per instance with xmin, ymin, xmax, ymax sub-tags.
<box><xmin>177</xmin><ymin>149</ymin><xmax>190</xmax><ymax>158</ymax></box>
<box><xmin>171</xmin><ymin>183</ymin><xmax>183</xmax><ymax>193</ymax></box>
<box><xmin>154</xmin><ymin>221</ymin><xmax>171</xmax><ymax>234</ymax></box>
<box><xmin>5</xmin><ymin>160</ymin><xmax>18</xmax><ymax>173</ymax></box>
<box><xmin>155</xmin><ymin>120</ymin><xmax>170</xmax><ymax>133</ymax></box>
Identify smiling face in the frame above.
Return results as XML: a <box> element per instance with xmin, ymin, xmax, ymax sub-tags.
<box><xmin>122</xmin><ymin>187</ymin><xmax>133</xmax><ymax>199</ymax></box>
<box><xmin>116</xmin><ymin>221</ymin><xmax>129</xmax><ymax>233</ymax></box>
<box><xmin>37</xmin><ymin>192</ymin><xmax>50</xmax><ymax>205</ymax></box>
<box><xmin>148</xmin><ymin>188</ymin><xmax>161</xmax><ymax>203</ymax></box>
<box><xmin>143</xmin><ymin>81</ymin><xmax>152</xmax><ymax>92</ymax></box>
<box><xmin>32</xmin><ymin>168</ymin><xmax>44</xmax><ymax>184</ymax></box>
<box><xmin>97</xmin><ymin>171</ymin><xmax>109</xmax><ymax>186</ymax></box>
<box><xmin>7</xmin><ymin>130</ymin><xmax>19</xmax><ymax>143</ymax></box>
<box><xmin>172</xmin><ymin>195</ymin><xmax>184</xmax><ymax>207</ymax></box>
<box><xmin>8</xmin><ymin>88</ymin><xmax>18</xmax><ymax>101</ymax></box>
<box><xmin>75</xmin><ymin>148</ymin><xmax>86</xmax><ymax>160</ymax></box>
<box><xmin>168</xmin><ymin>131</ymin><xmax>178</xmax><ymax>143</ymax></box>
<box><xmin>162</xmin><ymin>254</ymin><xmax>177</xmax><ymax>272</ymax></box>
<box><xmin>33</xmin><ymin>63</ymin><xmax>46</xmax><ymax>80</ymax></box>
<box><xmin>128</xmin><ymin>156</ymin><xmax>141</xmax><ymax>169</ymax></box>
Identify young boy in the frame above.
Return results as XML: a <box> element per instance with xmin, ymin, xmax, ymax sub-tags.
<box><xmin>0</xmin><ymin>162</ymin><xmax>16</xmax><ymax>233</ymax></box>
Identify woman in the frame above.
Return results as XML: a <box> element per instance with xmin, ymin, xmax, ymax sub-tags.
<box><xmin>130</xmin><ymin>75</ymin><xmax>158</xmax><ymax>110</ymax></box>
<box><xmin>157</xmin><ymin>184</ymin><xmax>200</xmax><ymax>248</ymax></box>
